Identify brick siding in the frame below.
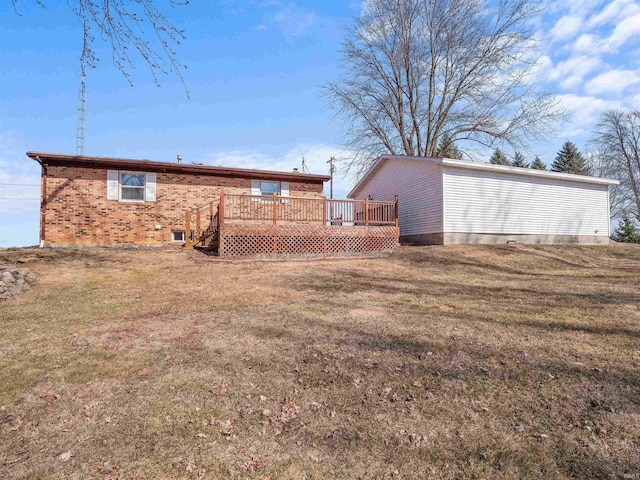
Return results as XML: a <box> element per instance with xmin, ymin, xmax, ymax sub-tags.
<box><xmin>42</xmin><ymin>165</ymin><xmax>324</xmax><ymax>246</ymax></box>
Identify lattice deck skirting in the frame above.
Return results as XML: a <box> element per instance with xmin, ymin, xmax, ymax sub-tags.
<box><xmin>219</xmin><ymin>223</ymin><xmax>399</xmax><ymax>257</ymax></box>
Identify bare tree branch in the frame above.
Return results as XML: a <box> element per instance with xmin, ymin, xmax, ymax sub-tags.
<box><xmin>12</xmin><ymin>0</ymin><xmax>189</xmax><ymax>97</ymax></box>
<box><xmin>324</xmin><ymin>0</ymin><xmax>564</xmax><ymax>176</ymax></box>
<box><xmin>590</xmin><ymin>110</ymin><xmax>640</xmax><ymax>222</ymax></box>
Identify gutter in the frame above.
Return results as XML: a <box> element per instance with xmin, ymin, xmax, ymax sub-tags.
<box><xmin>33</xmin><ymin>155</ymin><xmax>47</xmax><ymax>247</ymax></box>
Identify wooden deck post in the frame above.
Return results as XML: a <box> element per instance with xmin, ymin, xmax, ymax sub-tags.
<box><xmin>322</xmin><ymin>197</ymin><xmax>327</xmax><ymax>225</ymax></box>
<box><xmin>209</xmin><ymin>202</ymin><xmax>214</xmax><ymax>223</ymax></box>
<box><xmin>365</xmin><ymin>197</ymin><xmax>369</xmax><ymax>227</ymax></box>
<box><xmin>196</xmin><ymin>209</ymin><xmax>201</xmax><ymax>241</ymax></box>
<box><xmin>394</xmin><ymin>195</ymin><xmax>399</xmax><ymax>228</ymax></box>
<box><xmin>185</xmin><ymin>210</ymin><xmax>191</xmax><ymax>247</ymax></box>
<box><xmin>219</xmin><ymin>187</ymin><xmax>225</xmax><ymax>224</ymax></box>
<box><xmin>273</xmin><ymin>193</ymin><xmax>278</xmax><ymax>225</ymax></box>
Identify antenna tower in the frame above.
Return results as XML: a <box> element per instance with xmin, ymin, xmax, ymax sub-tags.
<box><xmin>76</xmin><ymin>68</ymin><xmax>86</xmax><ymax>156</ymax></box>
<box><xmin>301</xmin><ymin>157</ymin><xmax>310</xmax><ymax>174</ymax></box>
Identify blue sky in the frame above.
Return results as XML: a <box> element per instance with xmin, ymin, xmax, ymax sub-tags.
<box><xmin>1</xmin><ymin>0</ymin><xmax>640</xmax><ymax>247</ymax></box>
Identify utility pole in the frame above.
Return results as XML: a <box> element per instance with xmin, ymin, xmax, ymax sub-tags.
<box><xmin>327</xmin><ymin>156</ymin><xmax>335</xmax><ymax>199</ymax></box>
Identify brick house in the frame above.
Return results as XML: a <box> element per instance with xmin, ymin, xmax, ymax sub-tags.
<box><xmin>28</xmin><ymin>152</ymin><xmax>400</xmax><ymax>255</ymax></box>
<box><xmin>28</xmin><ymin>152</ymin><xmax>329</xmax><ymax>247</ymax></box>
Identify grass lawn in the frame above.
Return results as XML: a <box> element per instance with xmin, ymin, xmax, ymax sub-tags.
<box><xmin>1</xmin><ymin>244</ymin><xmax>640</xmax><ymax>479</ymax></box>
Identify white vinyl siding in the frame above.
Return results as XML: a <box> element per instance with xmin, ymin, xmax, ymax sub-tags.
<box><xmin>352</xmin><ymin>158</ymin><xmax>443</xmax><ymax>236</ymax></box>
<box><xmin>442</xmin><ymin>166</ymin><xmax>611</xmax><ymax>236</ymax></box>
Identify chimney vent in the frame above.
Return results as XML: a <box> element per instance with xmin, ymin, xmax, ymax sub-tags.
<box><xmin>292</xmin><ymin>167</ymin><xmax>299</xmax><ymax>173</ymax></box>
<box><xmin>177</xmin><ymin>154</ymin><xmax>182</xmax><ymax>164</ymax></box>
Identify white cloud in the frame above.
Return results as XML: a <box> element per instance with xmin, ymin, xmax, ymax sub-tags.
<box><xmin>550</xmin><ymin>15</ymin><xmax>583</xmax><ymax>41</ymax></box>
<box><xmin>270</xmin><ymin>4</ymin><xmax>317</xmax><ymax>39</ymax></box>
<box><xmin>585</xmin><ymin>69</ymin><xmax>640</xmax><ymax>95</ymax></box>
<box><xmin>206</xmin><ymin>144</ymin><xmax>357</xmax><ymax>197</ymax></box>
<box><xmin>572</xmin><ymin>33</ymin><xmax>599</xmax><ymax>53</ymax></box>
<box><xmin>556</xmin><ymin>93</ymin><xmax>621</xmax><ymax>136</ymax></box>
<box><xmin>587</xmin><ymin>0</ymin><xmax>640</xmax><ymax>27</ymax></box>
<box><xmin>602</xmin><ymin>12</ymin><xmax>640</xmax><ymax>52</ymax></box>
<box><xmin>546</xmin><ymin>55</ymin><xmax>602</xmax><ymax>89</ymax></box>
<box><xmin>543</xmin><ymin>0</ymin><xmax>604</xmax><ymax>16</ymax></box>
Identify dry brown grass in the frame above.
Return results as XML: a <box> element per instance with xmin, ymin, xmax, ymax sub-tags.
<box><xmin>1</xmin><ymin>244</ymin><xmax>640</xmax><ymax>479</ymax></box>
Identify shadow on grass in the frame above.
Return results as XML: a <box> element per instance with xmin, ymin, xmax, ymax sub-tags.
<box><xmin>291</xmin><ymin>269</ymin><xmax>640</xmax><ymax>308</ymax></box>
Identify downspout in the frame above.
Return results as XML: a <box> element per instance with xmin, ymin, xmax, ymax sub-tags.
<box><xmin>34</xmin><ymin>155</ymin><xmax>47</xmax><ymax>247</ymax></box>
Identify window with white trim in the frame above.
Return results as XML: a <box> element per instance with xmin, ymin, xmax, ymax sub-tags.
<box><xmin>171</xmin><ymin>230</ymin><xmax>194</xmax><ymax>242</ymax></box>
<box><xmin>120</xmin><ymin>172</ymin><xmax>146</xmax><ymax>201</ymax></box>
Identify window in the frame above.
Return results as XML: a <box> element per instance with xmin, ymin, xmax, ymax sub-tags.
<box><xmin>171</xmin><ymin>230</ymin><xmax>185</xmax><ymax>242</ymax></box>
<box><xmin>260</xmin><ymin>181</ymin><xmax>280</xmax><ymax>196</ymax></box>
<box><xmin>120</xmin><ymin>172</ymin><xmax>145</xmax><ymax>201</ymax></box>
<box><xmin>171</xmin><ymin>230</ymin><xmax>195</xmax><ymax>242</ymax></box>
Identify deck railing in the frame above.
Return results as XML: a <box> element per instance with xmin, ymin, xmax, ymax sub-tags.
<box><xmin>184</xmin><ymin>188</ymin><xmax>398</xmax><ymax>247</ymax></box>
<box><xmin>223</xmin><ymin>193</ymin><xmax>397</xmax><ymax>226</ymax></box>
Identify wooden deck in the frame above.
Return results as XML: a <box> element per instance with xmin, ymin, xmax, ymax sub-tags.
<box><xmin>185</xmin><ymin>189</ymin><xmax>399</xmax><ymax>257</ymax></box>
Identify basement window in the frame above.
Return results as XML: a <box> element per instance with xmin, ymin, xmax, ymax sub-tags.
<box><xmin>171</xmin><ymin>230</ymin><xmax>194</xmax><ymax>242</ymax></box>
<box><xmin>120</xmin><ymin>172</ymin><xmax>145</xmax><ymax>201</ymax></box>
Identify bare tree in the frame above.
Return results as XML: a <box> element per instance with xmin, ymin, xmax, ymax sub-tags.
<box><xmin>324</xmin><ymin>0</ymin><xmax>563</xmax><ymax>175</ymax></box>
<box><xmin>590</xmin><ymin>110</ymin><xmax>640</xmax><ymax>222</ymax></box>
<box><xmin>12</xmin><ymin>0</ymin><xmax>189</xmax><ymax>95</ymax></box>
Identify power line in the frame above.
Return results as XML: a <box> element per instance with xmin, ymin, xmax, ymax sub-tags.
<box><xmin>0</xmin><ymin>183</ymin><xmax>40</xmax><ymax>187</ymax></box>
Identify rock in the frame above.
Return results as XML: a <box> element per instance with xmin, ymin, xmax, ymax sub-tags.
<box><xmin>0</xmin><ymin>266</ymin><xmax>36</xmax><ymax>300</ymax></box>
<box><xmin>1</xmin><ymin>271</ymin><xmax>15</xmax><ymax>284</ymax></box>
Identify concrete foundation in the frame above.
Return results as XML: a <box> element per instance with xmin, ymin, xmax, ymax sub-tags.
<box><xmin>401</xmin><ymin>232</ymin><xmax>610</xmax><ymax>246</ymax></box>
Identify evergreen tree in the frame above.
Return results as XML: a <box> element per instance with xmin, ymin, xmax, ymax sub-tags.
<box><xmin>530</xmin><ymin>156</ymin><xmax>547</xmax><ymax>170</ymax></box>
<box><xmin>611</xmin><ymin>214</ymin><xmax>640</xmax><ymax>243</ymax></box>
<box><xmin>551</xmin><ymin>142</ymin><xmax>589</xmax><ymax>175</ymax></box>
<box><xmin>435</xmin><ymin>133</ymin><xmax>462</xmax><ymax>159</ymax></box>
<box><xmin>489</xmin><ymin>148</ymin><xmax>510</xmax><ymax>165</ymax></box>
<box><xmin>511</xmin><ymin>152</ymin><xmax>529</xmax><ymax>168</ymax></box>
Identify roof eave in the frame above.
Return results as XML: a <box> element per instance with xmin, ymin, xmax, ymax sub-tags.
<box><xmin>441</xmin><ymin>158</ymin><xmax>620</xmax><ymax>186</ymax></box>
<box><xmin>26</xmin><ymin>151</ymin><xmax>331</xmax><ymax>183</ymax></box>
<box><xmin>347</xmin><ymin>155</ymin><xmax>619</xmax><ymax>195</ymax></box>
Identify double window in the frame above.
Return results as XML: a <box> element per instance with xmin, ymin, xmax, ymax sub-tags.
<box><xmin>120</xmin><ymin>172</ymin><xmax>146</xmax><ymax>201</ymax></box>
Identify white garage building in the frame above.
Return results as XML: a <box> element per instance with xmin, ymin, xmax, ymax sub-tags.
<box><xmin>347</xmin><ymin>155</ymin><xmax>619</xmax><ymax>245</ymax></box>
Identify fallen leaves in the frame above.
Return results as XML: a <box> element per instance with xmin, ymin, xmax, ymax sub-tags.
<box><xmin>219</xmin><ymin>419</ymin><xmax>235</xmax><ymax>438</ymax></box>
